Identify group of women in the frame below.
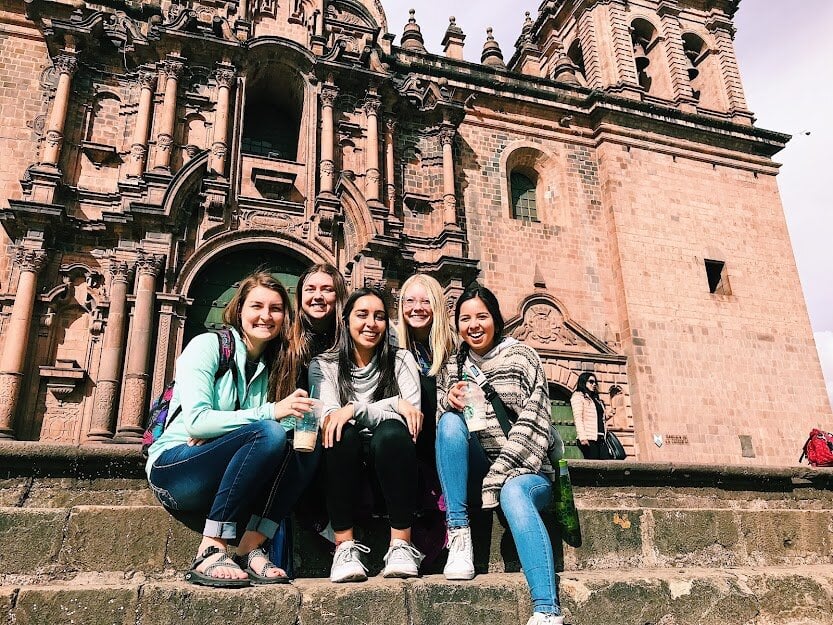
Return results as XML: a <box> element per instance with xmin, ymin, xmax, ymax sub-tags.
<box><xmin>145</xmin><ymin>265</ymin><xmax>566</xmax><ymax>625</ymax></box>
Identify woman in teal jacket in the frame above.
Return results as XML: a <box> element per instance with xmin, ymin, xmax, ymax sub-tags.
<box><xmin>146</xmin><ymin>271</ymin><xmax>316</xmax><ymax>587</ymax></box>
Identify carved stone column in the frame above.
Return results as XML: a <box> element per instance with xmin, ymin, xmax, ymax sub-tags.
<box><xmin>152</xmin><ymin>56</ymin><xmax>185</xmax><ymax>171</ymax></box>
<box><xmin>127</xmin><ymin>67</ymin><xmax>158</xmax><ymax>177</ymax></box>
<box><xmin>0</xmin><ymin>249</ymin><xmax>47</xmax><ymax>438</ymax></box>
<box><xmin>439</xmin><ymin>124</ymin><xmax>458</xmax><ymax>227</ymax></box>
<box><xmin>384</xmin><ymin>117</ymin><xmax>396</xmax><ymax>214</ymax></box>
<box><xmin>41</xmin><ymin>53</ymin><xmax>78</xmax><ymax>167</ymax></box>
<box><xmin>87</xmin><ymin>258</ymin><xmax>134</xmax><ymax>442</ymax></box>
<box><xmin>363</xmin><ymin>93</ymin><xmax>382</xmax><ymax>203</ymax></box>
<box><xmin>209</xmin><ymin>64</ymin><xmax>236</xmax><ymax>176</ymax></box>
<box><xmin>319</xmin><ymin>84</ymin><xmax>339</xmax><ymax>195</ymax></box>
<box><xmin>656</xmin><ymin>1</ymin><xmax>696</xmax><ymax>104</ymax></box>
<box><xmin>115</xmin><ymin>253</ymin><xmax>163</xmax><ymax>441</ymax></box>
<box><xmin>706</xmin><ymin>12</ymin><xmax>752</xmax><ymax>123</ymax></box>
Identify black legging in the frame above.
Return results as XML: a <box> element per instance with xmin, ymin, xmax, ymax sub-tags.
<box><xmin>324</xmin><ymin>419</ymin><xmax>418</xmax><ymax>531</ymax></box>
<box><xmin>578</xmin><ymin>436</ymin><xmax>611</xmax><ymax>460</ymax></box>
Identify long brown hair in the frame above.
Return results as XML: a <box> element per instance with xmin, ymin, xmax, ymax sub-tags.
<box><xmin>221</xmin><ymin>271</ymin><xmax>295</xmax><ymax>401</ymax></box>
<box><xmin>270</xmin><ymin>263</ymin><xmax>347</xmax><ymax>398</ymax></box>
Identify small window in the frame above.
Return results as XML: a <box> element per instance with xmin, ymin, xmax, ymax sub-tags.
<box><xmin>511</xmin><ymin>172</ymin><xmax>537</xmax><ymax>221</ymax></box>
<box><xmin>704</xmin><ymin>259</ymin><xmax>731</xmax><ymax>295</ymax></box>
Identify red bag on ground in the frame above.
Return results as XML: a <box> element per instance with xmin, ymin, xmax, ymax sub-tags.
<box><xmin>800</xmin><ymin>429</ymin><xmax>833</xmax><ymax>467</ymax></box>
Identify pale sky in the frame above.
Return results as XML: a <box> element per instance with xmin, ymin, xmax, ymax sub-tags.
<box><xmin>380</xmin><ymin>0</ymin><xmax>833</xmax><ymax>404</ymax></box>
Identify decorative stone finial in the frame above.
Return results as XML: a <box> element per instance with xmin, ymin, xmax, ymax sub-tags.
<box><xmin>401</xmin><ymin>8</ymin><xmax>426</xmax><ymax>53</ymax></box>
<box><xmin>481</xmin><ymin>27</ymin><xmax>506</xmax><ymax>69</ymax></box>
<box><xmin>442</xmin><ymin>15</ymin><xmax>466</xmax><ymax>59</ymax></box>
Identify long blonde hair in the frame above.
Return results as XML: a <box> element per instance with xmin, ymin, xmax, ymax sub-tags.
<box><xmin>396</xmin><ymin>274</ymin><xmax>454</xmax><ymax>377</ymax></box>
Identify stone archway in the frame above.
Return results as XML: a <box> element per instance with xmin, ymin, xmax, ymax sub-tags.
<box><xmin>183</xmin><ymin>245</ymin><xmax>310</xmax><ymax>345</ymax></box>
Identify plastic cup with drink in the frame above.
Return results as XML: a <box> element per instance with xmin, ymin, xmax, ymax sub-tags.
<box><xmin>294</xmin><ymin>392</ymin><xmax>322</xmax><ymax>452</ymax></box>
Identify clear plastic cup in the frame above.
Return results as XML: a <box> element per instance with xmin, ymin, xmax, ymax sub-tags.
<box><xmin>463</xmin><ymin>382</ymin><xmax>488</xmax><ymax>432</ymax></box>
<box><xmin>294</xmin><ymin>398</ymin><xmax>322</xmax><ymax>452</ymax></box>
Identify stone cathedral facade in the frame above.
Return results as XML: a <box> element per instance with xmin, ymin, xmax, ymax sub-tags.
<box><xmin>0</xmin><ymin>0</ymin><xmax>828</xmax><ymax>463</ymax></box>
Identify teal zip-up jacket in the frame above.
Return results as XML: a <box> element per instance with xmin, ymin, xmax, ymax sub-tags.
<box><xmin>144</xmin><ymin>327</ymin><xmax>278</xmax><ymax>477</ymax></box>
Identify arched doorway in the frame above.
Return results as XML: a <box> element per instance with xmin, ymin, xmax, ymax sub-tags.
<box><xmin>550</xmin><ymin>383</ymin><xmax>582</xmax><ymax>460</ymax></box>
<box><xmin>184</xmin><ymin>246</ymin><xmax>309</xmax><ymax>344</ymax></box>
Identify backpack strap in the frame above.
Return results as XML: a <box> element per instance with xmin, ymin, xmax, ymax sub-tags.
<box><xmin>211</xmin><ymin>328</ymin><xmax>241</xmax><ymax>411</ymax></box>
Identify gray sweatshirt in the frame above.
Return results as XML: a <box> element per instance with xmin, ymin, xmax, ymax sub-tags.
<box><xmin>309</xmin><ymin>350</ymin><xmax>421</xmax><ymax>430</ymax></box>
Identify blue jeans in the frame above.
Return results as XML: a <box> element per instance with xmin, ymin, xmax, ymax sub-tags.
<box><xmin>436</xmin><ymin>411</ymin><xmax>560</xmax><ymax>615</ymax></box>
<box><xmin>149</xmin><ymin>420</ymin><xmax>321</xmax><ymax>540</ymax></box>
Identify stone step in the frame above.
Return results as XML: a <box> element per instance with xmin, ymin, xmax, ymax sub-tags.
<box><xmin>2</xmin><ymin>566</ymin><xmax>833</xmax><ymax>625</ymax></box>
<box><xmin>3</xmin><ymin>503</ymin><xmax>832</xmax><ymax>581</ymax></box>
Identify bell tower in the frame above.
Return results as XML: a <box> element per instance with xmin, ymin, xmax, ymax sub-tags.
<box><xmin>512</xmin><ymin>0</ymin><xmax>754</xmax><ymax>124</ymax></box>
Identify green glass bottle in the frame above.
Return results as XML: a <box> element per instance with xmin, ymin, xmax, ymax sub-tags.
<box><xmin>555</xmin><ymin>459</ymin><xmax>582</xmax><ymax>547</ymax></box>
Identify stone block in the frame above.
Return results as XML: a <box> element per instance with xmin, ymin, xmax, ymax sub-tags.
<box><xmin>0</xmin><ymin>587</ymin><xmax>15</xmax><ymax>622</ymax></box>
<box><xmin>408</xmin><ymin>575</ymin><xmax>528</xmax><ymax>625</ymax></box>
<box><xmin>652</xmin><ymin>509</ymin><xmax>741</xmax><ymax>566</ymax></box>
<box><xmin>13</xmin><ymin>585</ymin><xmax>138</xmax><ymax>625</ymax></box>
<box><xmin>747</xmin><ymin>570</ymin><xmax>833</xmax><ymax>622</ymax></box>
<box><xmin>296</xmin><ymin>577</ymin><xmax>409</xmax><ymax>625</ymax></box>
<box><xmin>59</xmin><ymin>506</ymin><xmax>170</xmax><ymax>572</ymax></box>
<box><xmin>738</xmin><ymin>510</ymin><xmax>833</xmax><ymax>565</ymax></box>
<box><xmin>137</xmin><ymin>582</ymin><xmax>300</xmax><ymax>625</ymax></box>
<box><xmin>0</xmin><ymin>507</ymin><xmax>66</xmax><ymax>573</ymax></box>
<box><xmin>567</xmin><ymin>508</ymin><xmax>643</xmax><ymax>569</ymax></box>
<box><xmin>25</xmin><ymin>478</ymin><xmax>156</xmax><ymax>508</ymax></box>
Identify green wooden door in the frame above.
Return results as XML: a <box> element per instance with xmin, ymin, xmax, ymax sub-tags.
<box><xmin>184</xmin><ymin>248</ymin><xmax>308</xmax><ymax>345</ymax></box>
<box><xmin>550</xmin><ymin>385</ymin><xmax>582</xmax><ymax>459</ymax></box>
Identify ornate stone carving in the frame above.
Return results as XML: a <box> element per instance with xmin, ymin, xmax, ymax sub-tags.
<box><xmin>439</xmin><ymin>126</ymin><xmax>456</xmax><ymax>146</ymax></box>
<box><xmin>164</xmin><ymin>58</ymin><xmax>185</xmax><ymax>80</ymax></box>
<box><xmin>118</xmin><ymin>375</ymin><xmax>147</xmax><ymax>432</ymax></box>
<box><xmin>136</xmin><ymin>253</ymin><xmax>163</xmax><ymax>277</ymax></box>
<box><xmin>211</xmin><ymin>142</ymin><xmax>227</xmax><ymax>160</ymax></box>
<box><xmin>44</xmin><ymin>129</ymin><xmax>63</xmax><ymax>148</ymax></box>
<box><xmin>130</xmin><ymin>143</ymin><xmax>147</xmax><ymax>161</ymax></box>
<box><xmin>366</xmin><ymin>169</ymin><xmax>380</xmax><ymax>185</ymax></box>
<box><xmin>512</xmin><ymin>304</ymin><xmax>578</xmax><ymax>347</ymax></box>
<box><xmin>108</xmin><ymin>260</ymin><xmax>134</xmax><ymax>284</ymax></box>
<box><xmin>214</xmin><ymin>66</ymin><xmax>237</xmax><ymax>88</ymax></box>
<box><xmin>88</xmin><ymin>379</ymin><xmax>118</xmax><ymax>440</ymax></box>
<box><xmin>363</xmin><ymin>95</ymin><xmax>382</xmax><ymax>117</ymax></box>
<box><xmin>320</xmin><ymin>160</ymin><xmax>335</xmax><ymax>176</ymax></box>
<box><xmin>14</xmin><ymin>249</ymin><xmax>47</xmax><ymax>274</ymax></box>
<box><xmin>138</xmin><ymin>68</ymin><xmax>157</xmax><ymax>90</ymax></box>
<box><xmin>53</xmin><ymin>54</ymin><xmax>78</xmax><ymax>76</ymax></box>
<box><xmin>320</xmin><ymin>85</ymin><xmax>339</xmax><ymax>108</ymax></box>
<box><xmin>156</xmin><ymin>133</ymin><xmax>173</xmax><ymax>152</ymax></box>
<box><xmin>385</xmin><ymin>118</ymin><xmax>397</xmax><ymax>135</ymax></box>
<box><xmin>0</xmin><ymin>373</ymin><xmax>21</xmax><ymax>436</ymax></box>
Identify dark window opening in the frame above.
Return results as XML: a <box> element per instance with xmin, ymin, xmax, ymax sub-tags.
<box><xmin>511</xmin><ymin>172</ymin><xmax>538</xmax><ymax>221</ymax></box>
<box><xmin>705</xmin><ymin>259</ymin><xmax>730</xmax><ymax>295</ymax></box>
<box><xmin>242</xmin><ymin>95</ymin><xmax>300</xmax><ymax>161</ymax></box>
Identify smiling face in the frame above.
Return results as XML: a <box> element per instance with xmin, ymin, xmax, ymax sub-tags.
<box><xmin>401</xmin><ymin>282</ymin><xmax>434</xmax><ymax>339</ymax></box>
<box><xmin>239</xmin><ymin>285</ymin><xmax>286</xmax><ymax>353</ymax></box>
<box><xmin>457</xmin><ymin>296</ymin><xmax>496</xmax><ymax>356</ymax></box>
<box><xmin>348</xmin><ymin>294</ymin><xmax>387</xmax><ymax>363</ymax></box>
<box><xmin>301</xmin><ymin>271</ymin><xmax>337</xmax><ymax>323</ymax></box>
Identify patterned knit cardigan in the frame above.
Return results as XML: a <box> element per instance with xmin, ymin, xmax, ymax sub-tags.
<box><xmin>437</xmin><ymin>340</ymin><xmax>554</xmax><ymax>508</ymax></box>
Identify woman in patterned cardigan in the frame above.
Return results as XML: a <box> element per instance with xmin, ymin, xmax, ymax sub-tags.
<box><xmin>435</xmin><ymin>284</ymin><xmax>563</xmax><ymax>625</ymax></box>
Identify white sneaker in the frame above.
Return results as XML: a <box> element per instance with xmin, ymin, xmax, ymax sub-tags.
<box><xmin>443</xmin><ymin>526</ymin><xmax>475</xmax><ymax>580</ymax></box>
<box><xmin>329</xmin><ymin>540</ymin><xmax>370</xmax><ymax>583</ymax></box>
<box><xmin>381</xmin><ymin>539</ymin><xmax>425</xmax><ymax>578</ymax></box>
<box><xmin>525</xmin><ymin>612</ymin><xmax>565</xmax><ymax>625</ymax></box>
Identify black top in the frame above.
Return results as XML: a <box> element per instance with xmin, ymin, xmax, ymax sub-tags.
<box><xmin>594</xmin><ymin>396</ymin><xmax>605</xmax><ymax>438</ymax></box>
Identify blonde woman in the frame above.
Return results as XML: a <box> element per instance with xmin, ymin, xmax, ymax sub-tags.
<box><xmin>396</xmin><ymin>273</ymin><xmax>455</xmax><ymax>465</ymax></box>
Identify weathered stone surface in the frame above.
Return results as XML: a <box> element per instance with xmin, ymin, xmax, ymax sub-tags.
<box><xmin>739</xmin><ymin>510</ymin><xmax>833</xmax><ymax>565</ymax></box>
<box><xmin>24</xmin><ymin>478</ymin><xmax>156</xmax><ymax>508</ymax></box>
<box><xmin>0</xmin><ymin>587</ymin><xmax>15</xmax><ymax>622</ymax></box>
<box><xmin>567</xmin><ymin>508</ymin><xmax>643</xmax><ymax>569</ymax></box>
<box><xmin>0</xmin><ymin>507</ymin><xmax>66</xmax><ymax>573</ymax></box>
<box><xmin>60</xmin><ymin>506</ymin><xmax>170</xmax><ymax>572</ymax></box>
<box><xmin>652</xmin><ymin>509</ymin><xmax>742</xmax><ymax>566</ymax></box>
<box><xmin>13</xmin><ymin>585</ymin><xmax>138</xmax><ymax>625</ymax></box>
<box><xmin>748</xmin><ymin>571</ymin><xmax>833</xmax><ymax>623</ymax></box>
<box><xmin>408</xmin><ymin>575</ymin><xmax>528</xmax><ymax>625</ymax></box>
<box><xmin>296</xmin><ymin>577</ymin><xmax>409</xmax><ymax>625</ymax></box>
<box><xmin>137</xmin><ymin>582</ymin><xmax>299</xmax><ymax>625</ymax></box>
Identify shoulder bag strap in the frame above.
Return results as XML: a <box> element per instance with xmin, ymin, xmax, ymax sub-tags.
<box><xmin>464</xmin><ymin>358</ymin><xmax>515</xmax><ymax>437</ymax></box>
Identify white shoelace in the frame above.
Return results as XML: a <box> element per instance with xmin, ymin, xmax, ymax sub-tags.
<box><xmin>335</xmin><ymin>541</ymin><xmax>370</xmax><ymax>571</ymax></box>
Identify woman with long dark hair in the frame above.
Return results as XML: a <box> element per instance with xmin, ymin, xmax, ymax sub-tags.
<box><xmin>572</xmin><ymin>371</ymin><xmax>610</xmax><ymax>460</ymax></box>
<box><xmin>146</xmin><ymin>271</ymin><xmax>315</xmax><ymax>587</ymax></box>
<box><xmin>436</xmin><ymin>284</ymin><xmax>564</xmax><ymax>625</ymax></box>
<box><xmin>310</xmin><ymin>287</ymin><xmax>423</xmax><ymax>582</ymax></box>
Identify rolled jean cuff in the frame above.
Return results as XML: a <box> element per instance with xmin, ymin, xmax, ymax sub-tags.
<box><xmin>203</xmin><ymin>519</ymin><xmax>237</xmax><ymax>539</ymax></box>
<box><xmin>246</xmin><ymin>515</ymin><xmax>279</xmax><ymax>540</ymax></box>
